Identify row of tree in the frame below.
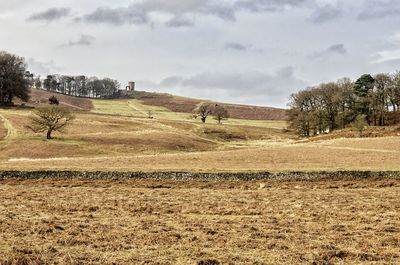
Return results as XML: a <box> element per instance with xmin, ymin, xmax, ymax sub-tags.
<box><xmin>288</xmin><ymin>73</ymin><xmax>400</xmax><ymax>136</ymax></box>
<box><xmin>0</xmin><ymin>51</ymin><xmax>123</xmax><ymax>105</ymax></box>
<box><xmin>38</xmin><ymin>75</ymin><xmax>121</xmax><ymax>98</ymax></box>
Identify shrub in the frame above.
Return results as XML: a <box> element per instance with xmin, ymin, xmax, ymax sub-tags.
<box><xmin>48</xmin><ymin>95</ymin><xmax>59</xmax><ymax>105</ymax></box>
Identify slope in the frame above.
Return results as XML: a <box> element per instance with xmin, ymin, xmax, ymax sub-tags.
<box><xmin>133</xmin><ymin>91</ymin><xmax>288</xmax><ymax>120</ymax></box>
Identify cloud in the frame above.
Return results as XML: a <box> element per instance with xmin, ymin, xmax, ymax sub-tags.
<box><xmin>82</xmin><ymin>6</ymin><xmax>148</xmax><ymax>25</ymax></box>
<box><xmin>149</xmin><ymin>66</ymin><xmax>307</xmax><ymax>106</ymax></box>
<box><xmin>326</xmin><ymin>44</ymin><xmax>347</xmax><ymax>55</ymax></box>
<box><xmin>79</xmin><ymin>0</ymin><xmax>309</xmax><ymax>26</ymax></box>
<box><xmin>224</xmin><ymin>42</ymin><xmax>264</xmax><ymax>53</ymax></box>
<box><xmin>165</xmin><ymin>16</ymin><xmax>195</xmax><ymax>28</ymax></box>
<box><xmin>358</xmin><ymin>0</ymin><xmax>400</xmax><ymax>20</ymax></box>
<box><xmin>310</xmin><ymin>4</ymin><xmax>344</xmax><ymax>23</ymax></box>
<box><xmin>235</xmin><ymin>0</ymin><xmax>307</xmax><ymax>13</ymax></box>
<box><xmin>26</xmin><ymin>58</ymin><xmax>63</xmax><ymax>76</ymax></box>
<box><xmin>142</xmin><ymin>0</ymin><xmax>236</xmax><ymax>20</ymax></box>
<box><xmin>311</xmin><ymin>44</ymin><xmax>347</xmax><ymax>58</ymax></box>
<box><xmin>68</xmin><ymin>35</ymin><xmax>96</xmax><ymax>46</ymax></box>
<box><xmin>370</xmin><ymin>33</ymin><xmax>400</xmax><ymax>64</ymax></box>
<box><xmin>28</xmin><ymin>7</ymin><xmax>70</xmax><ymax>22</ymax></box>
<box><xmin>225</xmin><ymin>42</ymin><xmax>249</xmax><ymax>52</ymax></box>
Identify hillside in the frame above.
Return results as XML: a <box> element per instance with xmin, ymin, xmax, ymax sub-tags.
<box><xmin>134</xmin><ymin>91</ymin><xmax>288</xmax><ymax>120</ymax></box>
<box><xmin>1</xmin><ymin>88</ymin><xmax>400</xmax><ymax>172</ymax></box>
<box><xmin>25</xmin><ymin>89</ymin><xmax>287</xmax><ymax>120</ymax></box>
<box><xmin>17</xmin><ymin>88</ymin><xmax>93</xmax><ymax>111</ymax></box>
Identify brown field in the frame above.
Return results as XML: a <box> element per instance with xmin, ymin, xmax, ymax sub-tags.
<box><xmin>0</xmin><ymin>103</ymin><xmax>293</xmax><ymax>170</ymax></box>
<box><xmin>16</xmin><ymin>88</ymin><xmax>93</xmax><ymax>111</ymax></box>
<box><xmin>1</xmin><ymin>103</ymin><xmax>400</xmax><ymax>171</ymax></box>
<box><xmin>1</xmin><ymin>92</ymin><xmax>400</xmax><ymax>265</ymax></box>
<box><xmin>24</xmin><ymin>89</ymin><xmax>287</xmax><ymax>120</ymax></box>
<box><xmin>0</xmin><ymin>178</ymin><xmax>399</xmax><ymax>264</ymax></box>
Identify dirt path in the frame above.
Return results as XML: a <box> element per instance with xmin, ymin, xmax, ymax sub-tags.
<box><xmin>127</xmin><ymin>101</ymin><xmax>147</xmax><ymax>116</ymax></box>
<box><xmin>60</xmin><ymin>102</ymin><xmax>85</xmax><ymax>110</ymax></box>
<box><xmin>0</xmin><ymin>113</ymin><xmax>16</xmax><ymax>141</ymax></box>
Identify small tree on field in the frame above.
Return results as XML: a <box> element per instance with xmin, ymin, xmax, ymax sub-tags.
<box><xmin>353</xmin><ymin>115</ymin><xmax>367</xmax><ymax>137</ymax></box>
<box><xmin>147</xmin><ymin>110</ymin><xmax>153</xmax><ymax>119</ymax></box>
<box><xmin>27</xmin><ymin>106</ymin><xmax>74</xmax><ymax>139</ymax></box>
<box><xmin>49</xmin><ymin>95</ymin><xmax>59</xmax><ymax>105</ymax></box>
<box><xmin>213</xmin><ymin>104</ymin><xmax>229</xmax><ymax>124</ymax></box>
<box><xmin>194</xmin><ymin>103</ymin><xmax>213</xmax><ymax>123</ymax></box>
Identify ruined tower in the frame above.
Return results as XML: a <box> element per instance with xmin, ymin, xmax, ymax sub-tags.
<box><xmin>126</xmin><ymin>81</ymin><xmax>135</xmax><ymax>91</ymax></box>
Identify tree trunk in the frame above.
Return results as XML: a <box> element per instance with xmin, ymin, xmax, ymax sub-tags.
<box><xmin>201</xmin><ymin>117</ymin><xmax>206</xmax><ymax>123</ymax></box>
<box><xmin>47</xmin><ymin>130</ymin><xmax>52</xmax><ymax>139</ymax></box>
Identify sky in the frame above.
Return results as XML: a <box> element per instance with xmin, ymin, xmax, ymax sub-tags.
<box><xmin>1</xmin><ymin>0</ymin><xmax>400</xmax><ymax>108</ymax></box>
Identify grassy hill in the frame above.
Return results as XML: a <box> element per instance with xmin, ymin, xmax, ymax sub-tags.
<box><xmin>1</xmin><ymin>88</ymin><xmax>400</xmax><ymax>172</ymax></box>
<box><xmin>17</xmin><ymin>88</ymin><xmax>93</xmax><ymax>110</ymax></box>
<box><xmin>133</xmin><ymin>91</ymin><xmax>287</xmax><ymax>120</ymax></box>
<box><xmin>24</xmin><ymin>88</ymin><xmax>288</xmax><ymax>120</ymax></box>
<box><xmin>2</xmin><ymin>89</ymin><xmax>400</xmax><ymax>265</ymax></box>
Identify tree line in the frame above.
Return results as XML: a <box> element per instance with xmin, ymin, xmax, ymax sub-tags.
<box><xmin>1</xmin><ymin>50</ymin><xmax>123</xmax><ymax>105</ymax></box>
<box><xmin>39</xmin><ymin>74</ymin><xmax>121</xmax><ymax>98</ymax></box>
<box><xmin>288</xmin><ymin>73</ymin><xmax>400</xmax><ymax>136</ymax></box>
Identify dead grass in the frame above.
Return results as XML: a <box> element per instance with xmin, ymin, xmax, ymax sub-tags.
<box><xmin>0</xmin><ymin>105</ymin><xmax>399</xmax><ymax>172</ymax></box>
<box><xmin>314</xmin><ymin>136</ymin><xmax>400</xmax><ymax>151</ymax></box>
<box><xmin>0</xmin><ymin>110</ymin><xmax>223</xmax><ymax>159</ymax></box>
<box><xmin>0</xmin><ymin>116</ymin><xmax>8</xmax><ymax>140</ymax></box>
<box><xmin>21</xmin><ymin>88</ymin><xmax>93</xmax><ymax>111</ymax></box>
<box><xmin>2</xmin><ymin>141</ymin><xmax>400</xmax><ymax>172</ymax></box>
<box><xmin>0</xmin><ymin>178</ymin><xmax>399</xmax><ymax>264</ymax></box>
<box><xmin>134</xmin><ymin>91</ymin><xmax>288</xmax><ymax>120</ymax></box>
<box><xmin>310</xmin><ymin>126</ymin><xmax>400</xmax><ymax>141</ymax></box>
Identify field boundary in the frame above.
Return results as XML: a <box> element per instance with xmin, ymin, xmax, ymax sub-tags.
<box><xmin>1</xmin><ymin>170</ymin><xmax>400</xmax><ymax>181</ymax></box>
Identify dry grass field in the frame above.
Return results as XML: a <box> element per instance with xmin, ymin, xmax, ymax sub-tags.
<box><xmin>17</xmin><ymin>89</ymin><xmax>93</xmax><ymax>111</ymax></box>
<box><xmin>0</xmin><ymin>94</ymin><xmax>294</xmax><ymax>171</ymax></box>
<box><xmin>1</xmin><ymin>96</ymin><xmax>400</xmax><ymax>171</ymax></box>
<box><xmin>134</xmin><ymin>91</ymin><xmax>288</xmax><ymax>120</ymax></box>
<box><xmin>1</xmin><ymin>92</ymin><xmax>400</xmax><ymax>265</ymax></box>
<box><xmin>0</xmin><ymin>178</ymin><xmax>399</xmax><ymax>264</ymax></box>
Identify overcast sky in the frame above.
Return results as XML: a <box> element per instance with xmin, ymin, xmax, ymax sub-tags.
<box><xmin>1</xmin><ymin>0</ymin><xmax>400</xmax><ymax>108</ymax></box>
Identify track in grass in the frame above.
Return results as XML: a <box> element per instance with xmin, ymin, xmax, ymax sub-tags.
<box><xmin>0</xmin><ymin>112</ymin><xmax>17</xmax><ymax>141</ymax></box>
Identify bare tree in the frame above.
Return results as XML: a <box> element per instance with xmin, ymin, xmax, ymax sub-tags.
<box><xmin>213</xmin><ymin>104</ymin><xmax>229</xmax><ymax>124</ymax></box>
<box><xmin>194</xmin><ymin>103</ymin><xmax>213</xmax><ymax>123</ymax></box>
<box><xmin>27</xmin><ymin>106</ymin><xmax>74</xmax><ymax>139</ymax></box>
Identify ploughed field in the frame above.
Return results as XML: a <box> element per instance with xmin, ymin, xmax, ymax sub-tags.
<box><xmin>1</xmin><ymin>178</ymin><xmax>399</xmax><ymax>264</ymax></box>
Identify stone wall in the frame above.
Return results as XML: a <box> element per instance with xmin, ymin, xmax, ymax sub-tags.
<box><xmin>0</xmin><ymin>170</ymin><xmax>400</xmax><ymax>181</ymax></box>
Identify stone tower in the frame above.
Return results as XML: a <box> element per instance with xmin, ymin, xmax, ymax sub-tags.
<box><xmin>126</xmin><ymin>81</ymin><xmax>135</xmax><ymax>91</ymax></box>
